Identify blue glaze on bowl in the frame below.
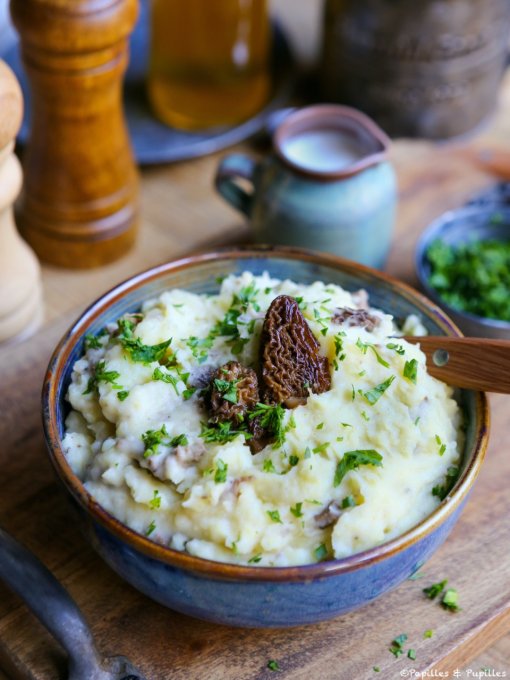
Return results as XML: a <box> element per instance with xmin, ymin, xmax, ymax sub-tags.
<box><xmin>43</xmin><ymin>247</ymin><xmax>488</xmax><ymax>627</ymax></box>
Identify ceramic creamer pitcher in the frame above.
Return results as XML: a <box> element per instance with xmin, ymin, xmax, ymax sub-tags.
<box><xmin>214</xmin><ymin>105</ymin><xmax>396</xmax><ymax>269</ymax></box>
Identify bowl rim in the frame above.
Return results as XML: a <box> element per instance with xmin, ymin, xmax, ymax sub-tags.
<box><xmin>415</xmin><ymin>205</ymin><xmax>510</xmax><ymax>331</ymax></box>
<box><xmin>43</xmin><ymin>245</ymin><xmax>490</xmax><ymax>582</ymax></box>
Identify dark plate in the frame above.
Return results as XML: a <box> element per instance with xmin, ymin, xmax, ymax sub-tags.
<box><xmin>2</xmin><ymin>1</ymin><xmax>295</xmax><ymax>165</ymax></box>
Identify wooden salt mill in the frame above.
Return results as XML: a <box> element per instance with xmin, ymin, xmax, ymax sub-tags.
<box><xmin>10</xmin><ymin>0</ymin><xmax>140</xmax><ymax>268</ymax></box>
<box><xmin>0</xmin><ymin>60</ymin><xmax>42</xmax><ymax>343</ymax></box>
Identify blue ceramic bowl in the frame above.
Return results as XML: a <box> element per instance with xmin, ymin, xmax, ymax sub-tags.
<box><xmin>43</xmin><ymin>246</ymin><xmax>489</xmax><ymax>628</ymax></box>
<box><xmin>416</xmin><ymin>205</ymin><xmax>510</xmax><ymax>339</ymax></box>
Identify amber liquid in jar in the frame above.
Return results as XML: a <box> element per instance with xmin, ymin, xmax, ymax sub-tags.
<box><xmin>148</xmin><ymin>0</ymin><xmax>271</xmax><ymax>131</ymax></box>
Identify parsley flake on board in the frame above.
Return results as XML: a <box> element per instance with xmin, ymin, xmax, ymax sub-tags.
<box><xmin>334</xmin><ymin>450</ymin><xmax>383</xmax><ymax>487</ymax></box>
<box><xmin>83</xmin><ymin>360</ymin><xmax>122</xmax><ymax>395</ymax></box>
<box><xmin>214</xmin><ymin>459</ymin><xmax>228</xmax><ymax>484</ymax></box>
<box><xmin>442</xmin><ymin>588</ymin><xmax>460</xmax><ymax>612</ymax></box>
<box><xmin>423</xmin><ymin>629</ymin><xmax>434</xmax><ymax>639</ymax></box>
<box><xmin>267</xmin><ymin>510</ymin><xmax>283</xmax><ymax>524</ymax></box>
<box><xmin>407</xmin><ymin>649</ymin><xmax>416</xmax><ymax>660</ymax></box>
<box><xmin>363</xmin><ymin>375</ymin><xmax>396</xmax><ymax>405</ymax></box>
<box><xmin>389</xmin><ymin>633</ymin><xmax>408</xmax><ymax>658</ymax></box>
<box><xmin>403</xmin><ymin>358</ymin><xmax>418</xmax><ymax>384</ymax></box>
<box><xmin>267</xmin><ymin>660</ymin><xmax>281</xmax><ymax>672</ymax></box>
<box><xmin>423</xmin><ymin>579</ymin><xmax>448</xmax><ymax>599</ymax></box>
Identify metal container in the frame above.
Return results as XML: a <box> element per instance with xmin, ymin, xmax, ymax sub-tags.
<box><xmin>321</xmin><ymin>0</ymin><xmax>510</xmax><ymax>139</ymax></box>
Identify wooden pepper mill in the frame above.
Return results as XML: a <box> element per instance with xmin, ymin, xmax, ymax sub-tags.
<box><xmin>0</xmin><ymin>60</ymin><xmax>42</xmax><ymax>343</ymax></box>
<box><xmin>10</xmin><ymin>0</ymin><xmax>140</xmax><ymax>268</ymax></box>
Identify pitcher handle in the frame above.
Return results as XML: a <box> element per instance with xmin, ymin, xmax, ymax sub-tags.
<box><xmin>214</xmin><ymin>154</ymin><xmax>258</xmax><ymax>218</ymax></box>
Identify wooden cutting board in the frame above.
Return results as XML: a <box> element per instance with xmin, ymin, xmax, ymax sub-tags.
<box><xmin>2</xmin><ymin>3</ymin><xmax>510</xmax><ymax>671</ymax></box>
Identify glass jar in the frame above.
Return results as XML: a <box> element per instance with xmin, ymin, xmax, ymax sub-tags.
<box><xmin>148</xmin><ymin>0</ymin><xmax>271</xmax><ymax>131</ymax></box>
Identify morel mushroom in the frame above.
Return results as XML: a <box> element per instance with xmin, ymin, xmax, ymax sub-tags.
<box><xmin>332</xmin><ymin>307</ymin><xmax>380</xmax><ymax>332</ymax></box>
<box><xmin>208</xmin><ymin>361</ymin><xmax>259</xmax><ymax>423</ymax></box>
<box><xmin>260</xmin><ymin>295</ymin><xmax>331</xmax><ymax>408</ymax></box>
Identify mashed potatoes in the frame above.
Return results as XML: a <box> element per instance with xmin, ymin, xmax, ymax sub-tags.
<box><xmin>63</xmin><ymin>273</ymin><xmax>462</xmax><ymax>566</ymax></box>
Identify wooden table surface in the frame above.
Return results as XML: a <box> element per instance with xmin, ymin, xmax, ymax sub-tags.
<box><xmin>1</xmin><ymin>1</ymin><xmax>510</xmax><ymax>677</ymax></box>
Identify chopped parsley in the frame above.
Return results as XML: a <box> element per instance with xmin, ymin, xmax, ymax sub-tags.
<box><xmin>267</xmin><ymin>510</ymin><xmax>282</xmax><ymax>524</ymax></box>
<box><xmin>153</xmin><ymin>366</ymin><xmax>181</xmax><ymax>394</ymax></box>
<box><xmin>341</xmin><ymin>495</ymin><xmax>356</xmax><ymax>509</ymax></box>
<box><xmin>314</xmin><ymin>543</ymin><xmax>328</xmax><ymax>561</ymax></box>
<box><xmin>432</xmin><ymin>465</ymin><xmax>459</xmax><ymax>500</ymax></box>
<box><xmin>186</xmin><ymin>335</ymin><xmax>214</xmax><ymax>364</ymax></box>
<box><xmin>389</xmin><ymin>633</ymin><xmax>408</xmax><ymax>658</ymax></box>
<box><xmin>117</xmin><ymin>319</ymin><xmax>172</xmax><ymax>364</ymax></box>
<box><xmin>288</xmin><ymin>454</ymin><xmax>299</xmax><ymax>467</ymax></box>
<box><xmin>248</xmin><ymin>554</ymin><xmax>262</xmax><ymax>564</ymax></box>
<box><xmin>213</xmin><ymin>378</ymin><xmax>238</xmax><ymax>404</ymax></box>
<box><xmin>303</xmin><ymin>447</ymin><xmax>312</xmax><ymax>459</ymax></box>
<box><xmin>403</xmin><ymin>358</ymin><xmax>418</xmax><ymax>384</ymax></box>
<box><xmin>141</xmin><ymin>425</ymin><xmax>187</xmax><ymax>457</ymax></box>
<box><xmin>407</xmin><ymin>649</ymin><xmax>416</xmax><ymax>660</ymax></box>
<box><xmin>386</xmin><ymin>342</ymin><xmax>405</xmax><ymax>355</ymax></box>
<box><xmin>117</xmin><ymin>390</ymin><xmax>129</xmax><ymax>401</ymax></box>
<box><xmin>363</xmin><ymin>375</ymin><xmax>396</xmax><ymax>405</ymax></box>
<box><xmin>149</xmin><ymin>490</ymin><xmax>161</xmax><ymax>509</ymax></box>
<box><xmin>250</xmin><ymin>403</ymin><xmax>286</xmax><ymax>448</ymax></box>
<box><xmin>361</xmin><ymin>410</ymin><xmax>370</xmax><ymax>422</ymax></box>
<box><xmin>200</xmin><ymin>421</ymin><xmax>251</xmax><ymax>444</ymax></box>
<box><xmin>183</xmin><ymin>386</ymin><xmax>197</xmax><ymax>400</ymax></box>
<box><xmin>356</xmin><ymin>338</ymin><xmax>390</xmax><ymax>368</ymax></box>
<box><xmin>373</xmin><ymin>667</ymin><xmax>380</xmax><ymax>673</ymax></box>
<box><xmin>423</xmin><ymin>579</ymin><xmax>448</xmax><ymax>600</ymax></box>
<box><xmin>423</xmin><ymin>629</ymin><xmax>434</xmax><ymax>639</ymax></box>
<box><xmin>83</xmin><ymin>360</ymin><xmax>122</xmax><ymax>395</ymax></box>
<box><xmin>214</xmin><ymin>459</ymin><xmax>228</xmax><ymax>484</ymax></box>
<box><xmin>267</xmin><ymin>660</ymin><xmax>280</xmax><ymax>672</ymax></box>
<box><xmin>442</xmin><ymin>588</ymin><xmax>460</xmax><ymax>612</ymax></box>
<box><xmin>290</xmin><ymin>502</ymin><xmax>303</xmax><ymax>518</ymax></box>
<box><xmin>84</xmin><ymin>331</ymin><xmax>107</xmax><ymax>350</ymax></box>
<box><xmin>145</xmin><ymin>520</ymin><xmax>156</xmax><ymax>536</ymax></box>
<box><xmin>334</xmin><ymin>449</ymin><xmax>383</xmax><ymax>487</ymax></box>
<box><xmin>313</xmin><ymin>442</ymin><xmax>329</xmax><ymax>454</ymax></box>
<box><xmin>316</xmin><ymin>422</ymin><xmax>324</xmax><ymax>430</ymax></box>
<box><xmin>426</xmin><ymin>237</ymin><xmax>510</xmax><ymax>322</ymax></box>
<box><xmin>263</xmin><ymin>459</ymin><xmax>277</xmax><ymax>473</ymax></box>
<box><xmin>333</xmin><ymin>331</ymin><xmax>347</xmax><ymax>367</ymax></box>
<box><xmin>435</xmin><ymin>434</ymin><xmax>446</xmax><ymax>456</ymax></box>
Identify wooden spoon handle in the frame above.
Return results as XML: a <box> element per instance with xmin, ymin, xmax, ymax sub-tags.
<box><xmin>403</xmin><ymin>336</ymin><xmax>510</xmax><ymax>393</ymax></box>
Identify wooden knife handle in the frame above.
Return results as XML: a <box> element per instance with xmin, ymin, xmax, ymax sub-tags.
<box><xmin>404</xmin><ymin>336</ymin><xmax>510</xmax><ymax>393</ymax></box>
